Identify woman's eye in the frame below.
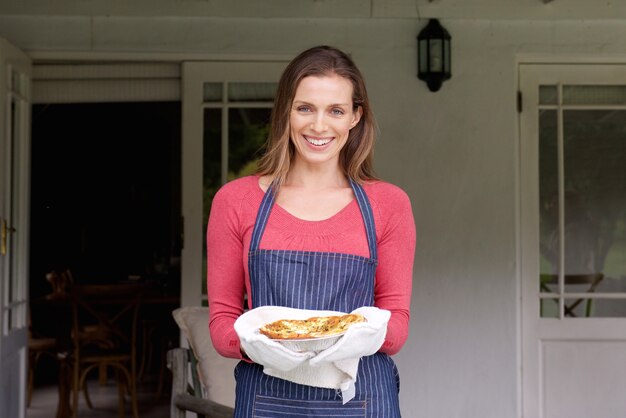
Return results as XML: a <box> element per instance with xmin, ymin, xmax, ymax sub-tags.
<box><xmin>297</xmin><ymin>106</ymin><xmax>311</xmax><ymax>112</ymax></box>
<box><xmin>331</xmin><ymin>108</ymin><xmax>345</xmax><ymax>116</ymax></box>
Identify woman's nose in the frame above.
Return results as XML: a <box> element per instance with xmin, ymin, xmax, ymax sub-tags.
<box><xmin>310</xmin><ymin>115</ymin><xmax>328</xmax><ymax>132</ymax></box>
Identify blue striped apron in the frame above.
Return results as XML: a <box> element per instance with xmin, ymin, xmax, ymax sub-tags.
<box><xmin>233</xmin><ymin>180</ymin><xmax>401</xmax><ymax>417</ymax></box>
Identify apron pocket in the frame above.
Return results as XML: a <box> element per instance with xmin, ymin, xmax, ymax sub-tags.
<box><xmin>253</xmin><ymin>394</ymin><xmax>366</xmax><ymax>417</ymax></box>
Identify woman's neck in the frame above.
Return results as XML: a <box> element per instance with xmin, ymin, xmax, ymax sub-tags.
<box><xmin>285</xmin><ymin>160</ymin><xmax>348</xmax><ymax>190</ymax></box>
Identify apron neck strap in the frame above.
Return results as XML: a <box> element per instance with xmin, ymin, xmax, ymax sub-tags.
<box><xmin>249</xmin><ymin>179</ymin><xmax>377</xmax><ymax>260</ymax></box>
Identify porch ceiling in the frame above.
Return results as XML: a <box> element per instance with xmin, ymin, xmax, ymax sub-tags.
<box><xmin>0</xmin><ymin>0</ymin><xmax>625</xmax><ymax>21</ymax></box>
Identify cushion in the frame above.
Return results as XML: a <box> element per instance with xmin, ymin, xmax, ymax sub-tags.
<box><xmin>172</xmin><ymin>307</ymin><xmax>238</xmax><ymax>407</ymax></box>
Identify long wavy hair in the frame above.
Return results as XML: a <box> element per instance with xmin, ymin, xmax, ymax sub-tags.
<box><xmin>256</xmin><ymin>45</ymin><xmax>378</xmax><ymax>188</ymax></box>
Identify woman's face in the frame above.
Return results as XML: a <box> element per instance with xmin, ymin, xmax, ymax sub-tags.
<box><xmin>289</xmin><ymin>74</ymin><xmax>362</xmax><ymax>170</ymax></box>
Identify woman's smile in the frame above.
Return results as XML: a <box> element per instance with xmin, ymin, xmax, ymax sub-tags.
<box><xmin>304</xmin><ymin>135</ymin><xmax>333</xmax><ymax>147</ymax></box>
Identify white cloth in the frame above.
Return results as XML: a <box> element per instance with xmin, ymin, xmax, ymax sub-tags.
<box><xmin>234</xmin><ymin>306</ymin><xmax>390</xmax><ymax>403</ymax></box>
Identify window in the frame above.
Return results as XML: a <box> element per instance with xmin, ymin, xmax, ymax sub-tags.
<box><xmin>538</xmin><ymin>84</ymin><xmax>626</xmax><ymax>318</ymax></box>
<box><xmin>201</xmin><ymin>82</ymin><xmax>277</xmax><ymax>298</ymax></box>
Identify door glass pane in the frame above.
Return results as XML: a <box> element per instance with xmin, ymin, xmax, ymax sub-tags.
<box><xmin>228</xmin><ymin>108</ymin><xmax>270</xmax><ymax>179</ymax></box>
<box><xmin>563</xmin><ymin>109</ymin><xmax>626</xmax><ymax>317</ymax></box>
<box><xmin>539</xmin><ymin>86</ymin><xmax>626</xmax><ymax>318</ymax></box>
<box><xmin>539</xmin><ymin>109</ymin><xmax>559</xmax><ymax>286</ymax></box>
<box><xmin>201</xmin><ymin>97</ymin><xmax>273</xmax><ymax>298</ymax></box>
<box><xmin>202</xmin><ymin>109</ymin><xmax>221</xmax><ymax>296</ymax></box>
<box><xmin>203</xmin><ymin>82</ymin><xmax>222</xmax><ymax>102</ymax></box>
<box><xmin>228</xmin><ymin>82</ymin><xmax>277</xmax><ymax>102</ymax></box>
<box><xmin>539</xmin><ymin>85</ymin><xmax>557</xmax><ymax>105</ymax></box>
<box><xmin>202</xmin><ymin>109</ymin><xmax>222</xmax><ymax>223</ymax></box>
<box><xmin>563</xmin><ymin>86</ymin><xmax>626</xmax><ymax>105</ymax></box>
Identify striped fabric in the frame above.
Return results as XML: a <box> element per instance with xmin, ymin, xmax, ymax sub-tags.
<box><xmin>236</xmin><ymin>180</ymin><xmax>401</xmax><ymax>417</ymax></box>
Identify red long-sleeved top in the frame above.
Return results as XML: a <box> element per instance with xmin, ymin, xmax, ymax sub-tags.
<box><xmin>207</xmin><ymin>175</ymin><xmax>415</xmax><ymax>360</ymax></box>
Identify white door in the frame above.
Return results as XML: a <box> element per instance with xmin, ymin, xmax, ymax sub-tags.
<box><xmin>520</xmin><ymin>64</ymin><xmax>626</xmax><ymax>418</ymax></box>
<box><xmin>180</xmin><ymin>61</ymin><xmax>287</xmax><ymax>308</ymax></box>
<box><xmin>0</xmin><ymin>37</ymin><xmax>32</xmax><ymax>418</ymax></box>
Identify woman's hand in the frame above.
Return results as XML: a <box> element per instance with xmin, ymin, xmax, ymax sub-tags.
<box><xmin>309</xmin><ymin>307</ymin><xmax>390</xmax><ymax>365</ymax></box>
<box><xmin>240</xmin><ymin>334</ymin><xmax>315</xmax><ymax>372</ymax></box>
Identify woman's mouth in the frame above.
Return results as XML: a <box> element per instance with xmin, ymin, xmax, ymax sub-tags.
<box><xmin>304</xmin><ymin>136</ymin><xmax>333</xmax><ymax>147</ymax></box>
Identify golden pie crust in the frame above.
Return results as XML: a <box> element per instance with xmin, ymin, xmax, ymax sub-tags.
<box><xmin>259</xmin><ymin>313</ymin><xmax>366</xmax><ymax>340</ymax></box>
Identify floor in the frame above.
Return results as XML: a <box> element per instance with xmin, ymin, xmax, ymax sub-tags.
<box><xmin>27</xmin><ymin>379</ymin><xmax>170</xmax><ymax>418</ymax></box>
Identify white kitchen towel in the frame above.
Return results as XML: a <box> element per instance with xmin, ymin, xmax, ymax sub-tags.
<box><xmin>234</xmin><ymin>306</ymin><xmax>390</xmax><ymax>403</ymax></box>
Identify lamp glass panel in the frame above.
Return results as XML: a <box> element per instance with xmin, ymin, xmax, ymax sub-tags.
<box><xmin>444</xmin><ymin>40</ymin><xmax>451</xmax><ymax>73</ymax></box>
<box><xmin>428</xmin><ymin>39</ymin><xmax>443</xmax><ymax>72</ymax></box>
<box><xmin>419</xmin><ymin>40</ymin><xmax>428</xmax><ymax>73</ymax></box>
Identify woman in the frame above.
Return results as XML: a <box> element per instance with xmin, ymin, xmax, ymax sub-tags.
<box><xmin>207</xmin><ymin>45</ymin><xmax>416</xmax><ymax>417</ymax></box>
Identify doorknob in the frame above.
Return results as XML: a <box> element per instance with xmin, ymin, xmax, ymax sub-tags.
<box><xmin>1</xmin><ymin>218</ymin><xmax>6</xmax><ymax>255</ymax></box>
<box><xmin>1</xmin><ymin>218</ymin><xmax>16</xmax><ymax>256</ymax></box>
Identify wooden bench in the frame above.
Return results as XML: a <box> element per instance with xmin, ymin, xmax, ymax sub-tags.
<box><xmin>167</xmin><ymin>347</ymin><xmax>234</xmax><ymax>418</ymax></box>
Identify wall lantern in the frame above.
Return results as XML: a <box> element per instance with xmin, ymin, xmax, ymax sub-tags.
<box><xmin>417</xmin><ymin>19</ymin><xmax>451</xmax><ymax>92</ymax></box>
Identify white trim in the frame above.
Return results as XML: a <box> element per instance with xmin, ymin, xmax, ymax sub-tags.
<box><xmin>33</xmin><ymin>78</ymin><xmax>180</xmax><ymax>103</ymax></box>
<box><xmin>29</xmin><ymin>51</ymin><xmax>292</xmax><ymax>104</ymax></box>
<box><xmin>33</xmin><ymin>63</ymin><xmax>181</xmax><ymax>80</ymax></box>
<box><xmin>0</xmin><ymin>37</ymin><xmax>31</xmax><ymax>418</ymax></box>
<box><xmin>517</xmin><ymin>54</ymin><xmax>626</xmax><ymax>65</ymax></box>
<box><xmin>32</xmin><ymin>62</ymin><xmax>181</xmax><ymax>103</ymax></box>
<box><xmin>514</xmin><ymin>54</ymin><xmax>524</xmax><ymax>418</ymax></box>
<box><xmin>29</xmin><ymin>50</ymin><xmax>293</xmax><ymax>64</ymax></box>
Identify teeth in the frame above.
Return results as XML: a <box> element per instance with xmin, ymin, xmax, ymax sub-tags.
<box><xmin>305</xmin><ymin>136</ymin><xmax>332</xmax><ymax>146</ymax></box>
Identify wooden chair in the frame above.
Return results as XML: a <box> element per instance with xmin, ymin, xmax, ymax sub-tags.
<box><xmin>69</xmin><ymin>283</ymin><xmax>144</xmax><ymax>418</ymax></box>
<box><xmin>167</xmin><ymin>347</ymin><xmax>234</xmax><ymax>418</ymax></box>
<box><xmin>540</xmin><ymin>273</ymin><xmax>605</xmax><ymax>317</ymax></box>
<box><xmin>46</xmin><ymin>269</ymin><xmax>74</xmax><ymax>295</ymax></box>
<box><xmin>27</xmin><ymin>318</ymin><xmax>58</xmax><ymax>407</ymax></box>
<box><xmin>28</xmin><ymin>269</ymin><xmax>73</xmax><ymax>407</ymax></box>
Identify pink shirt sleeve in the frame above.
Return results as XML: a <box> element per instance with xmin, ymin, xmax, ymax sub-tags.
<box><xmin>206</xmin><ymin>184</ymin><xmax>249</xmax><ymax>359</ymax></box>
<box><xmin>207</xmin><ymin>177</ymin><xmax>416</xmax><ymax>359</ymax></box>
<box><xmin>367</xmin><ymin>183</ymin><xmax>416</xmax><ymax>355</ymax></box>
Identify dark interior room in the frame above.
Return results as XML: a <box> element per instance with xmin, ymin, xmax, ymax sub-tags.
<box><xmin>27</xmin><ymin>101</ymin><xmax>182</xmax><ymax>406</ymax></box>
<box><xmin>29</xmin><ymin>101</ymin><xmax>182</xmax><ymax>298</ymax></box>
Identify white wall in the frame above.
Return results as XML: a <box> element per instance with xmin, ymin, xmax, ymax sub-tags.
<box><xmin>2</xmin><ymin>10</ymin><xmax>626</xmax><ymax>417</ymax></box>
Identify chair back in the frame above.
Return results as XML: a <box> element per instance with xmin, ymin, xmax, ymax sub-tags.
<box><xmin>540</xmin><ymin>273</ymin><xmax>605</xmax><ymax>317</ymax></box>
<box><xmin>70</xmin><ymin>283</ymin><xmax>145</xmax><ymax>359</ymax></box>
<box><xmin>541</xmin><ymin>273</ymin><xmax>604</xmax><ymax>286</ymax></box>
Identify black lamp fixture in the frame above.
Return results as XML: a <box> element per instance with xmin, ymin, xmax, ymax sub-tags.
<box><xmin>417</xmin><ymin>19</ymin><xmax>451</xmax><ymax>92</ymax></box>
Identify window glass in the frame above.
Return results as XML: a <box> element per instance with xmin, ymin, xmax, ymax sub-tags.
<box><xmin>563</xmin><ymin>85</ymin><xmax>626</xmax><ymax>105</ymax></box>
<box><xmin>201</xmin><ymin>83</ymin><xmax>273</xmax><ymax>297</ymax></box>
<box><xmin>203</xmin><ymin>82</ymin><xmax>222</xmax><ymax>102</ymax></box>
<box><xmin>539</xmin><ymin>85</ymin><xmax>557</xmax><ymax>105</ymax></box>
<box><xmin>539</xmin><ymin>93</ymin><xmax>626</xmax><ymax>317</ymax></box>
<box><xmin>228</xmin><ymin>82</ymin><xmax>277</xmax><ymax>102</ymax></box>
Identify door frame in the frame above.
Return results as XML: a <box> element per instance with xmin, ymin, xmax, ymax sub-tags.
<box><xmin>2</xmin><ymin>47</ymin><xmax>290</xmax><ymax>416</ymax></box>
<box><xmin>29</xmin><ymin>50</ymin><xmax>290</xmax><ymax>310</ymax></box>
<box><xmin>0</xmin><ymin>37</ymin><xmax>32</xmax><ymax>418</ymax></box>
<box><xmin>180</xmin><ymin>60</ymin><xmax>288</xmax><ymax>308</ymax></box>
<box><xmin>518</xmin><ymin>61</ymin><xmax>626</xmax><ymax>418</ymax></box>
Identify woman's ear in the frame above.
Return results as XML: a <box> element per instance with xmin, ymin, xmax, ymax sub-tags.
<box><xmin>350</xmin><ymin>106</ymin><xmax>363</xmax><ymax>129</ymax></box>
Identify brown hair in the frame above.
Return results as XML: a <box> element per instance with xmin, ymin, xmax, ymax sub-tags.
<box><xmin>256</xmin><ymin>45</ymin><xmax>378</xmax><ymax>188</ymax></box>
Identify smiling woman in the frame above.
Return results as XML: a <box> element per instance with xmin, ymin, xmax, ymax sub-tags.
<box><xmin>206</xmin><ymin>45</ymin><xmax>416</xmax><ymax>417</ymax></box>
